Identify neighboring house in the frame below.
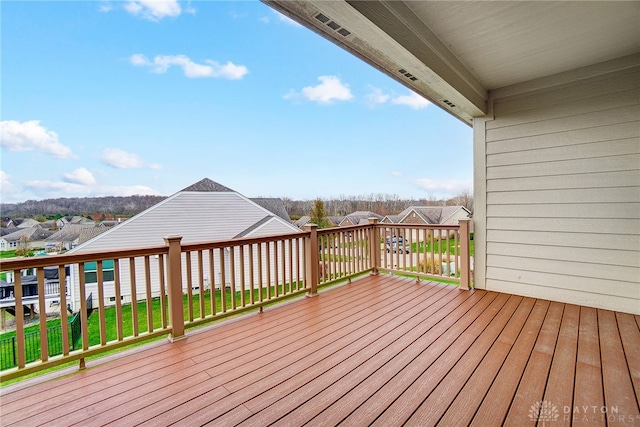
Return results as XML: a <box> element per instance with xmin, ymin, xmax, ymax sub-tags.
<box><xmin>8</xmin><ymin>218</ymin><xmax>41</xmax><ymax>229</ymax></box>
<box><xmin>0</xmin><ymin>227</ymin><xmax>55</xmax><ymax>252</ymax></box>
<box><xmin>396</xmin><ymin>206</ymin><xmax>471</xmax><ymax>226</ymax></box>
<box><xmin>294</xmin><ymin>216</ymin><xmax>311</xmax><ymax>229</ymax></box>
<box><xmin>45</xmin><ymin>223</ymin><xmax>104</xmax><ymax>252</ymax></box>
<box><xmin>380</xmin><ymin>214</ymin><xmax>401</xmax><ymax>225</ymax></box>
<box><xmin>327</xmin><ymin>216</ymin><xmax>344</xmax><ymax>227</ymax></box>
<box><xmin>383</xmin><ymin>206</ymin><xmax>472</xmax><ymax>243</ymax></box>
<box><xmin>339</xmin><ymin>211</ymin><xmax>383</xmax><ymax>226</ymax></box>
<box><xmin>295</xmin><ymin>215</ymin><xmax>343</xmax><ymax>229</ymax></box>
<box><xmin>56</xmin><ymin>216</ymin><xmax>95</xmax><ymax>229</ymax></box>
<box><xmin>66</xmin><ymin>178</ymin><xmax>302</xmax><ymax>311</ymax></box>
<box><xmin>38</xmin><ymin>220</ymin><xmax>57</xmax><ymax>230</ymax></box>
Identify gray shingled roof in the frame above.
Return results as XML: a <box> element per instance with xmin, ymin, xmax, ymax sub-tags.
<box><xmin>78</xmin><ymin>226</ymin><xmax>110</xmax><ymax>245</ymax></box>
<box><xmin>294</xmin><ymin>215</ymin><xmax>311</xmax><ymax>228</ymax></box>
<box><xmin>233</xmin><ymin>215</ymin><xmax>275</xmax><ymax>238</ymax></box>
<box><xmin>45</xmin><ymin>224</ymin><xmax>94</xmax><ymax>243</ymax></box>
<box><xmin>181</xmin><ymin>178</ymin><xmax>234</xmax><ymax>193</ymax></box>
<box><xmin>250</xmin><ymin>198</ymin><xmax>291</xmax><ymax>223</ymax></box>
<box><xmin>2</xmin><ymin>227</ymin><xmax>55</xmax><ymax>242</ymax></box>
<box><xmin>342</xmin><ymin>211</ymin><xmax>383</xmax><ymax>225</ymax></box>
<box><xmin>327</xmin><ymin>216</ymin><xmax>344</xmax><ymax>226</ymax></box>
<box><xmin>398</xmin><ymin>206</ymin><xmax>470</xmax><ymax>224</ymax></box>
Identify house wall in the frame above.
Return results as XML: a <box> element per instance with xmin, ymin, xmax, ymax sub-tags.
<box><xmin>70</xmin><ymin>243</ymin><xmax>304</xmax><ymax>311</ymax></box>
<box><xmin>473</xmin><ymin>56</ymin><xmax>640</xmax><ymax>314</ymax></box>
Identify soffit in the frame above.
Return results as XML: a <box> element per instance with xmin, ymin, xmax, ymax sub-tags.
<box><xmin>406</xmin><ymin>1</ymin><xmax>640</xmax><ymax>90</ymax></box>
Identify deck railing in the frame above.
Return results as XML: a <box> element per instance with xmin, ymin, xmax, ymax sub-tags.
<box><xmin>0</xmin><ymin>220</ymin><xmax>470</xmax><ymax>381</ymax></box>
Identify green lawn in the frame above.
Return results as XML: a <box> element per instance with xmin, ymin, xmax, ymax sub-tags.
<box><xmin>410</xmin><ymin>238</ymin><xmax>475</xmax><ymax>256</ymax></box>
<box><xmin>0</xmin><ymin>283</ymin><xmax>303</xmax><ymax>369</ymax></box>
<box><xmin>0</xmin><ymin>250</ymin><xmax>18</xmax><ymax>259</ymax></box>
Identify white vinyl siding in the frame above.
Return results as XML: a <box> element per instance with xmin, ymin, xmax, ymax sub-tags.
<box><xmin>477</xmin><ymin>62</ymin><xmax>640</xmax><ymax>314</ymax></box>
<box><xmin>67</xmin><ymin>191</ymin><xmax>301</xmax><ymax>310</ymax></box>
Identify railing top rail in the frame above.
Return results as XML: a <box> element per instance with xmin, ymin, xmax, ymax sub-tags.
<box><xmin>376</xmin><ymin>223</ymin><xmax>461</xmax><ymax>230</ymax></box>
<box><xmin>316</xmin><ymin>223</ymin><xmax>374</xmax><ymax>234</ymax></box>
<box><xmin>181</xmin><ymin>230</ymin><xmax>308</xmax><ymax>252</ymax></box>
<box><xmin>0</xmin><ymin>245</ymin><xmax>169</xmax><ymax>270</ymax></box>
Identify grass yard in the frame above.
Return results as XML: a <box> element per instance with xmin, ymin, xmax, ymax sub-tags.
<box><xmin>410</xmin><ymin>238</ymin><xmax>474</xmax><ymax>256</ymax></box>
<box><xmin>0</xmin><ymin>283</ymin><xmax>305</xmax><ymax>373</ymax></box>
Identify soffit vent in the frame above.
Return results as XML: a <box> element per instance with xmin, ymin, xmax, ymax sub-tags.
<box><xmin>314</xmin><ymin>13</ymin><xmax>330</xmax><ymax>24</ymax></box>
<box><xmin>398</xmin><ymin>68</ymin><xmax>418</xmax><ymax>82</ymax></box>
<box><xmin>314</xmin><ymin>13</ymin><xmax>351</xmax><ymax>37</ymax></box>
<box><xmin>443</xmin><ymin>100</ymin><xmax>456</xmax><ymax>108</ymax></box>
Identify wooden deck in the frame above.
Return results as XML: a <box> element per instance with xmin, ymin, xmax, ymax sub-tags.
<box><xmin>1</xmin><ymin>274</ymin><xmax>639</xmax><ymax>426</ymax></box>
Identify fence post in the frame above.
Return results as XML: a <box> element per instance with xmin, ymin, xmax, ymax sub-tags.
<box><xmin>368</xmin><ymin>218</ymin><xmax>380</xmax><ymax>275</ymax></box>
<box><xmin>164</xmin><ymin>235</ymin><xmax>186</xmax><ymax>341</ymax></box>
<box><xmin>303</xmin><ymin>224</ymin><xmax>319</xmax><ymax>297</ymax></box>
<box><xmin>459</xmin><ymin>219</ymin><xmax>471</xmax><ymax>290</ymax></box>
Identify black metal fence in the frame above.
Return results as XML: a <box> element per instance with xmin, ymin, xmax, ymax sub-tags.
<box><xmin>0</xmin><ymin>294</ymin><xmax>93</xmax><ymax>370</ymax></box>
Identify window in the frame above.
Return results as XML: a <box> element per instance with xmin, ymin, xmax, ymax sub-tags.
<box><xmin>84</xmin><ymin>260</ymin><xmax>115</xmax><ymax>283</ymax></box>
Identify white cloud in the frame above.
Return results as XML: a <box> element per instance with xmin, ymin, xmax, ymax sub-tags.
<box><xmin>392</xmin><ymin>91</ymin><xmax>430</xmax><ymax>110</ymax></box>
<box><xmin>0</xmin><ymin>120</ymin><xmax>75</xmax><ymax>159</ymax></box>
<box><xmin>24</xmin><ymin>180</ymin><xmax>90</xmax><ymax>197</ymax></box>
<box><xmin>390</xmin><ymin>171</ymin><xmax>402</xmax><ymax>177</ymax></box>
<box><xmin>129</xmin><ymin>53</ymin><xmax>151</xmax><ymax>67</ymax></box>
<box><xmin>0</xmin><ymin>170</ymin><xmax>16</xmax><ymax>193</ymax></box>
<box><xmin>103</xmin><ymin>184</ymin><xmax>160</xmax><ymax>197</ymax></box>
<box><xmin>101</xmin><ymin>148</ymin><xmax>161</xmax><ymax>170</ymax></box>
<box><xmin>124</xmin><ymin>0</ymin><xmax>185</xmax><ymax>22</ymax></box>
<box><xmin>98</xmin><ymin>1</ymin><xmax>113</xmax><ymax>13</ymax></box>
<box><xmin>286</xmin><ymin>76</ymin><xmax>353</xmax><ymax>104</ymax></box>
<box><xmin>130</xmin><ymin>54</ymin><xmax>248</xmax><ymax>80</ymax></box>
<box><xmin>365</xmin><ymin>87</ymin><xmax>390</xmax><ymax>107</ymax></box>
<box><xmin>414</xmin><ymin>178</ymin><xmax>472</xmax><ymax>197</ymax></box>
<box><xmin>63</xmin><ymin>167</ymin><xmax>96</xmax><ymax>185</ymax></box>
<box><xmin>275</xmin><ymin>11</ymin><xmax>301</xmax><ymax>27</ymax></box>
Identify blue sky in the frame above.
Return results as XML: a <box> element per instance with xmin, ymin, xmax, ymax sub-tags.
<box><xmin>1</xmin><ymin>0</ymin><xmax>473</xmax><ymax>204</ymax></box>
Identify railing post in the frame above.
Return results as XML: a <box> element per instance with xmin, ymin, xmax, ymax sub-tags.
<box><xmin>368</xmin><ymin>218</ymin><xmax>380</xmax><ymax>275</ymax></box>
<box><xmin>459</xmin><ymin>219</ymin><xmax>471</xmax><ymax>290</ymax></box>
<box><xmin>164</xmin><ymin>235</ymin><xmax>185</xmax><ymax>341</ymax></box>
<box><xmin>303</xmin><ymin>224</ymin><xmax>319</xmax><ymax>297</ymax></box>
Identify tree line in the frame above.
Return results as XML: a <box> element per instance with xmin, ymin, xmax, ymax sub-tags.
<box><xmin>283</xmin><ymin>190</ymin><xmax>473</xmax><ymax>219</ymax></box>
<box><xmin>1</xmin><ymin>191</ymin><xmax>473</xmax><ymax>222</ymax></box>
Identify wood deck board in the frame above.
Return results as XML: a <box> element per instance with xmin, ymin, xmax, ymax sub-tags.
<box><xmin>502</xmin><ymin>301</ymin><xmax>564</xmax><ymax>426</ymax></box>
<box><xmin>460</xmin><ymin>299</ymin><xmax>551</xmax><ymax>427</ymax></box>
<box><xmin>260</xmin><ymin>288</ymin><xmax>476</xmax><ymax>427</ymax></box>
<box><xmin>573</xmin><ymin>306</ymin><xmax>605</xmax><ymax>427</ymax></box>
<box><xmin>338</xmin><ymin>291</ymin><xmax>507</xmax><ymax>426</ymax></box>
<box><xmin>616</xmin><ymin>312</ymin><xmax>640</xmax><ymax>405</ymax></box>
<box><xmin>542</xmin><ymin>303</ymin><xmax>580</xmax><ymax>427</ymax></box>
<box><xmin>212</xmin><ymin>285</ymin><xmax>460</xmax><ymax>426</ymax></box>
<box><xmin>1</xmin><ymin>275</ymin><xmax>638</xmax><ymax>427</ymax></box>
<box><xmin>403</xmin><ymin>296</ymin><xmax>535</xmax><ymax>427</ymax></box>
<box><xmin>369</xmin><ymin>294</ymin><xmax>523</xmax><ymax>427</ymax></box>
<box><xmin>212</xmin><ymin>279</ymin><xmax>444</xmax><ymax>393</ymax></box>
<box><xmin>598</xmin><ymin>309</ymin><xmax>640</xmax><ymax>425</ymax></box>
<box><xmin>303</xmin><ymin>291</ymin><xmax>496</xmax><ymax>427</ymax></box>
